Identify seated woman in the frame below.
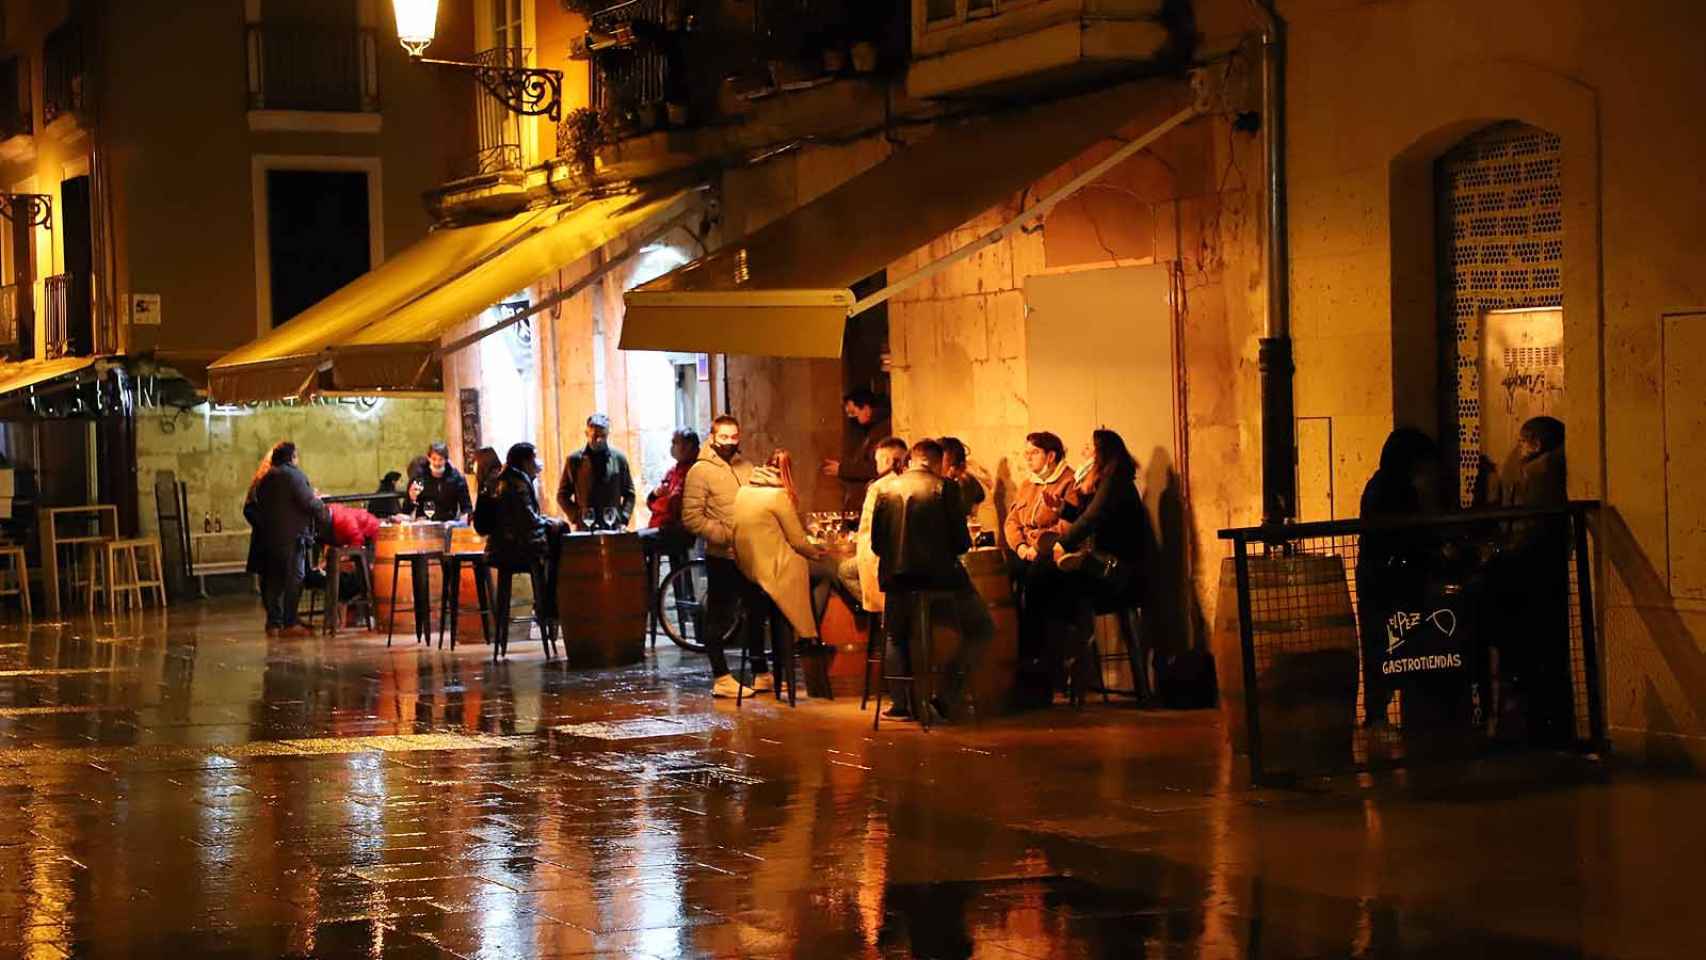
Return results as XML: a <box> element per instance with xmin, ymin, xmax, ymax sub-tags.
<box><xmin>734</xmin><ymin>451</ymin><xmax>827</xmax><ymax>692</ymax></box>
<box><xmin>1052</xmin><ymin>429</ymin><xmax>1151</xmax><ymax>696</ymax></box>
<box><xmin>476</xmin><ymin>443</ymin><xmax>563</xmax><ymax>652</ymax></box>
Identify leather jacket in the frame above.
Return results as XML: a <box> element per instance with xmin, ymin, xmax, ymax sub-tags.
<box><xmin>481</xmin><ymin>468</ymin><xmax>551</xmax><ymax>570</ymax></box>
<box><xmin>870</xmin><ymin>466</ymin><xmax>972</xmax><ymax>593</ymax></box>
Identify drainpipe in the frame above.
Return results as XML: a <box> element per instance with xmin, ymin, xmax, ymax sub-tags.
<box><xmin>1250</xmin><ymin>0</ymin><xmax>1295</xmax><ymax>525</ymax></box>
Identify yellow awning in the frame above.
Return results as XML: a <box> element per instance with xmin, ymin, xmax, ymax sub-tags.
<box><xmin>207</xmin><ymin>189</ymin><xmax>694</xmax><ymax>402</ymax></box>
<box><xmin>622</xmin><ymin>80</ymin><xmax>1177</xmax><ymax>358</ymax></box>
<box><xmin>0</xmin><ymin>356</ymin><xmax>104</xmax><ymax>398</ymax></box>
<box><xmin>209</xmin><ymin>209</ymin><xmax>549</xmax><ymax>403</ymax></box>
<box><xmin>329</xmin><ymin>190</ymin><xmax>695</xmax><ymax>393</ymax></box>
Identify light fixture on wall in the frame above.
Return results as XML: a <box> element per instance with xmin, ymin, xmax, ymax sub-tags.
<box><xmin>390</xmin><ymin>0</ymin><xmax>564</xmax><ymax>121</ymax></box>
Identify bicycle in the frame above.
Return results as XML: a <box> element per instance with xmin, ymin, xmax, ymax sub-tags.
<box><xmin>653</xmin><ymin>555</ymin><xmax>744</xmax><ymax>653</ymax></box>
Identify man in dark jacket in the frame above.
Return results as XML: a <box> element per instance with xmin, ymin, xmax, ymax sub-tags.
<box><xmin>557</xmin><ymin>413</ymin><xmax>636</xmax><ymax>530</ymax></box>
<box><xmin>870</xmin><ymin>439</ymin><xmax>995</xmax><ymax>722</ymax></box>
<box><xmin>411</xmin><ymin>443</ymin><xmax>472</xmax><ymax>520</ymax></box>
<box><xmin>254</xmin><ymin>442</ymin><xmax>331</xmax><ymax>635</ymax></box>
<box><xmin>822</xmin><ymin>389</ymin><xmax>891</xmax><ymax>514</ymax></box>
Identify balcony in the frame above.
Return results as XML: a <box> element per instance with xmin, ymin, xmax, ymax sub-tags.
<box><xmin>246</xmin><ymin>22</ymin><xmax>380</xmax><ymax>121</ymax></box>
<box><xmin>43</xmin><ymin>22</ymin><xmax>85</xmax><ymax>126</ymax></box>
<box><xmin>908</xmin><ymin>0</ymin><xmax>1175</xmax><ymax>99</ymax></box>
<box><xmin>44</xmin><ymin>273</ymin><xmax>92</xmax><ymax>359</ymax></box>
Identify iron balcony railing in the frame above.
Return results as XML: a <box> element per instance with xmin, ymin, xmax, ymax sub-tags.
<box><xmin>43</xmin><ymin>273</ymin><xmax>93</xmax><ymax>359</ymax></box>
<box><xmin>246</xmin><ymin>23</ymin><xmax>380</xmax><ymax>112</ymax></box>
<box><xmin>1218</xmin><ymin>502</ymin><xmax>1604</xmax><ymax>786</ymax></box>
<box><xmin>43</xmin><ymin>21</ymin><xmax>84</xmax><ymax>124</ymax></box>
<box><xmin>466</xmin><ymin>46</ymin><xmax>526</xmax><ymax>178</ymax></box>
<box><xmin>0</xmin><ymin>55</ymin><xmax>29</xmax><ymax>140</ymax></box>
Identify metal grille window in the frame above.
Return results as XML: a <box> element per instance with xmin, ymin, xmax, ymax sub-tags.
<box><xmin>1438</xmin><ymin>123</ymin><xmax>1563</xmax><ymax>505</ymax></box>
<box><xmin>0</xmin><ymin>56</ymin><xmax>27</xmax><ymax>140</ymax></box>
<box><xmin>471</xmin><ymin>0</ymin><xmax>527</xmax><ymax>174</ymax></box>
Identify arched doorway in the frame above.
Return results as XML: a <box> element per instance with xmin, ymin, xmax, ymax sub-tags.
<box><xmin>1435</xmin><ymin>122</ymin><xmax>1565</xmax><ymax>505</ymax></box>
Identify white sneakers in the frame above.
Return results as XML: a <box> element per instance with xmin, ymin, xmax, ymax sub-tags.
<box><xmin>749</xmin><ymin>673</ymin><xmax>775</xmax><ymax>693</ymax></box>
<box><xmin>711</xmin><ymin>674</ymin><xmax>756</xmax><ymax>699</ymax></box>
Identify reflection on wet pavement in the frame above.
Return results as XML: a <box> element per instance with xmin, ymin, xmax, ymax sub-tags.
<box><xmin>0</xmin><ymin>597</ymin><xmax>1696</xmax><ymax>958</ymax></box>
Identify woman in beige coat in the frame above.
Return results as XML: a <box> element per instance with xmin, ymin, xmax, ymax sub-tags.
<box><xmin>734</xmin><ymin>452</ymin><xmax>825</xmax><ymax>643</ymax></box>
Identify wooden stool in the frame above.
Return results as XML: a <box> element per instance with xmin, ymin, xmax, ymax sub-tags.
<box><xmin>121</xmin><ymin>537</ymin><xmax>168</xmax><ymax>608</ymax></box>
<box><xmin>88</xmin><ymin>540</ymin><xmax>143</xmax><ymax>615</ymax></box>
<box><xmin>0</xmin><ymin>544</ymin><xmax>30</xmax><ymax>618</ymax></box>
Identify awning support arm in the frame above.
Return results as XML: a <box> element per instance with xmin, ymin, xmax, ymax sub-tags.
<box><xmin>848</xmin><ymin>103</ymin><xmax>1200</xmax><ymax>318</ymax></box>
<box><xmin>432</xmin><ymin>210</ymin><xmax>698</xmax><ymax>363</ymax></box>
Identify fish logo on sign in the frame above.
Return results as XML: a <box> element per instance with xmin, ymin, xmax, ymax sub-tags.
<box><xmin>1386</xmin><ymin>608</ymin><xmax>1457</xmax><ymax>654</ymax></box>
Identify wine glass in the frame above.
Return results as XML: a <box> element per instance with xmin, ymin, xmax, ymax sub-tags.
<box><xmin>582</xmin><ymin>509</ymin><xmax>596</xmax><ymax>530</ymax></box>
<box><xmin>601</xmin><ymin>506</ymin><xmax>619</xmax><ymax>530</ymax></box>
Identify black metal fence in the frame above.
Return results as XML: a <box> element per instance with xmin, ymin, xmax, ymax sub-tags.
<box><xmin>246</xmin><ymin>23</ymin><xmax>379</xmax><ymax>112</ymax></box>
<box><xmin>0</xmin><ymin>283</ymin><xmax>22</xmax><ymax>357</ymax></box>
<box><xmin>1219</xmin><ymin>502</ymin><xmax>1604</xmax><ymax>785</ymax></box>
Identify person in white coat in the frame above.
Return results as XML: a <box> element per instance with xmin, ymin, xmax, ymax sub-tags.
<box><xmin>734</xmin><ymin>451</ymin><xmax>826</xmax><ymax>692</ymax></box>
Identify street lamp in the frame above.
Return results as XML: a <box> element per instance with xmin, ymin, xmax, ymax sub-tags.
<box><xmin>390</xmin><ymin>0</ymin><xmax>564</xmax><ymax>121</ymax></box>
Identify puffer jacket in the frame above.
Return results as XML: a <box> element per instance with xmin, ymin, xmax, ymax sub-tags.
<box><xmin>480</xmin><ymin>468</ymin><xmax>551</xmax><ymax>570</ymax></box>
<box><xmin>681</xmin><ymin>446</ymin><xmax>754</xmax><ymax>559</ymax></box>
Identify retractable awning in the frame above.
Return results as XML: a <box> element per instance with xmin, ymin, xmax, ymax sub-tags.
<box><xmin>621</xmin><ymin>80</ymin><xmax>1198</xmax><ymax>358</ymax></box>
<box><xmin>0</xmin><ymin>356</ymin><xmax>106</xmax><ymax>399</ymax></box>
<box><xmin>208</xmin><ymin>188</ymin><xmax>698</xmax><ymax>402</ymax></box>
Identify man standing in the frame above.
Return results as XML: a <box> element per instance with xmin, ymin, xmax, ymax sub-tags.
<box><xmin>821</xmin><ymin>388</ymin><xmax>891</xmax><ymax>514</ymax></box>
<box><xmin>254</xmin><ymin>442</ymin><xmax>330</xmax><ymax>636</ymax></box>
<box><xmin>557</xmin><ymin>413</ymin><xmax>636</xmax><ymax>530</ymax></box>
<box><xmin>870</xmin><ymin>439</ymin><xmax>995</xmax><ymax>723</ymax></box>
<box><xmin>682</xmin><ymin>415</ymin><xmax>765</xmax><ymax>698</ymax></box>
<box><xmin>410</xmin><ymin>442</ymin><xmax>472</xmax><ymax>520</ymax></box>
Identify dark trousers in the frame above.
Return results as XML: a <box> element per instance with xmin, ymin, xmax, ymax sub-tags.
<box><xmin>885</xmin><ymin>574</ymin><xmax>997</xmax><ymax>713</ymax></box>
<box><xmin>1011</xmin><ymin>555</ymin><xmax>1074</xmax><ymax>691</ymax></box>
<box><xmin>262</xmin><ymin>541</ymin><xmax>309</xmax><ymax>628</ymax></box>
<box><xmin>704</xmin><ymin>556</ymin><xmax>768</xmax><ymax>678</ymax></box>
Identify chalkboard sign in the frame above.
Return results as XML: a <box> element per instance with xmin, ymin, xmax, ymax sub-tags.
<box><xmin>459</xmin><ymin>388</ymin><xmax>481</xmax><ymax>474</ymax></box>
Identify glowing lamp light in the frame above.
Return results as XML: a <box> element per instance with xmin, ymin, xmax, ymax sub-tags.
<box><xmin>392</xmin><ymin>0</ymin><xmax>438</xmax><ymax>57</ymax></box>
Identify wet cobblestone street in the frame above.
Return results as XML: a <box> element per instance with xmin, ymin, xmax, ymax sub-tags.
<box><xmin>0</xmin><ymin>597</ymin><xmax>1696</xmax><ymax>958</ymax></box>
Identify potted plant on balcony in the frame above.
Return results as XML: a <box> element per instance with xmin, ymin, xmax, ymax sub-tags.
<box><xmin>560</xmin><ymin>107</ymin><xmax>602</xmax><ymax>182</ymax></box>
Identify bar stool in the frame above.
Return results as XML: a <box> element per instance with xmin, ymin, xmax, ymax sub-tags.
<box><xmin>735</xmin><ymin>594</ymin><xmax>797</xmax><ymax>708</ymax></box>
<box><xmin>859</xmin><ymin>610</ymin><xmax>885</xmax><ymax>711</ymax></box>
<box><xmin>491</xmin><ymin>562</ymin><xmax>558</xmax><ymax>661</ymax></box>
<box><xmin>1077</xmin><ymin>606</ymin><xmax>1148</xmax><ymax>707</ymax></box>
<box><xmin>438</xmin><ymin>551</ymin><xmax>493</xmax><ymax>650</ymax></box>
<box><xmin>316</xmin><ymin>545</ymin><xmax>374</xmax><ymax>635</ymax></box>
<box><xmin>386</xmin><ymin>549</ymin><xmax>442</xmax><ymax>646</ymax></box>
<box><xmin>0</xmin><ymin>544</ymin><xmax>30</xmax><ymax>618</ymax></box>
<box><xmin>873</xmin><ymin>589</ymin><xmax>964</xmax><ymax>732</ymax></box>
<box><xmin>121</xmin><ymin>537</ymin><xmax>168</xmax><ymax>608</ymax></box>
<box><xmin>88</xmin><ymin>540</ymin><xmax>142</xmax><ymax>615</ymax></box>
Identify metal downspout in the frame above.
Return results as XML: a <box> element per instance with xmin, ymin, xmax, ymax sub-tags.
<box><xmin>1250</xmin><ymin>0</ymin><xmax>1296</xmax><ymax>525</ymax></box>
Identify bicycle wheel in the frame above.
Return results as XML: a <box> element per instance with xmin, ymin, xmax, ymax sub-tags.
<box><xmin>655</xmin><ymin>559</ymin><xmax>741</xmax><ymax>654</ymax></box>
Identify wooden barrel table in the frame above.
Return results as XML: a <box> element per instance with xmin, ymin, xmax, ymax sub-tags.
<box><xmin>373</xmin><ymin>521</ymin><xmax>450</xmax><ymax>637</ymax></box>
<box><xmin>961</xmin><ymin>547</ymin><xmax>1020</xmax><ymax>715</ymax></box>
<box><xmin>556</xmin><ymin>531</ymin><xmax>648</xmax><ymax>667</ymax></box>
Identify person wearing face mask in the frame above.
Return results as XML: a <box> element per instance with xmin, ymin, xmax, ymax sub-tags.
<box><xmin>682</xmin><ymin>414</ymin><xmax>765</xmax><ymax>698</ymax></box>
<box><xmin>557</xmin><ymin>413</ymin><xmax>636</xmax><ymax>531</ymax></box>
<box><xmin>410</xmin><ymin>443</ymin><xmax>472</xmax><ymax>521</ymax></box>
<box><xmin>1004</xmin><ymin>431</ymin><xmax>1078</xmax><ymax>705</ymax></box>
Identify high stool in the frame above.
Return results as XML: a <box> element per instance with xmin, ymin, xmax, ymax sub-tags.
<box><xmin>0</xmin><ymin>544</ymin><xmax>30</xmax><ymax>618</ymax></box>
<box><xmin>438</xmin><ymin>551</ymin><xmax>493</xmax><ymax>650</ymax></box>
<box><xmin>859</xmin><ymin>610</ymin><xmax>885</xmax><ymax>711</ymax></box>
<box><xmin>88</xmin><ymin>540</ymin><xmax>142</xmax><ymax>616</ymax></box>
<box><xmin>121</xmin><ymin>537</ymin><xmax>168</xmax><ymax>608</ymax></box>
<box><xmin>735</xmin><ymin>594</ymin><xmax>797</xmax><ymax>708</ymax></box>
<box><xmin>318</xmin><ymin>545</ymin><xmax>375</xmax><ymax>635</ymax></box>
<box><xmin>491</xmin><ymin>563</ymin><xmax>558</xmax><ymax>661</ymax></box>
<box><xmin>641</xmin><ymin>536</ymin><xmax>690</xmax><ymax>649</ymax></box>
<box><xmin>386</xmin><ymin>550</ymin><xmax>442</xmax><ymax>646</ymax></box>
<box><xmin>874</xmin><ymin>589</ymin><xmax>963</xmax><ymax>732</ymax></box>
<box><xmin>1076</xmin><ymin>607</ymin><xmax>1147</xmax><ymax>707</ymax></box>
